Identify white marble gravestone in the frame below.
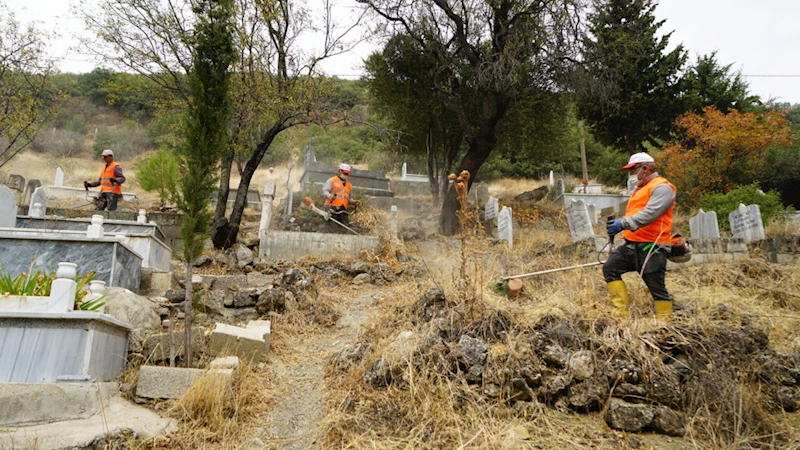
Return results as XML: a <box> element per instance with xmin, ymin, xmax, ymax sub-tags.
<box><xmin>27</xmin><ymin>187</ymin><xmax>46</xmax><ymax>216</ymax></box>
<box><xmin>259</xmin><ymin>182</ymin><xmax>277</xmax><ymax>239</ymax></box>
<box><xmin>729</xmin><ymin>204</ymin><xmax>765</xmax><ymax>242</ymax></box>
<box><xmin>484</xmin><ymin>197</ymin><xmax>499</xmax><ymax>221</ymax></box>
<box><xmin>586</xmin><ymin>203</ymin><xmax>597</xmax><ymax>224</ymax></box>
<box><xmin>54</xmin><ymin>167</ymin><xmax>64</xmax><ymax>188</ymax></box>
<box><xmin>0</xmin><ymin>185</ymin><xmax>16</xmax><ymax>228</ymax></box>
<box><xmin>556</xmin><ymin>178</ymin><xmax>565</xmax><ymax>198</ymax></box>
<box><xmin>689</xmin><ymin>208</ymin><xmax>720</xmax><ymax>239</ymax></box>
<box><xmin>549</xmin><ymin>171</ymin><xmax>554</xmax><ymax>187</ymax></box>
<box><xmin>390</xmin><ymin>205</ymin><xmax>398</xmax><ymax>239</ymax></box>
<box><xmin>497</xmin><ymin>206</ymin><xmax>513</xmax><ymax>249</ymax></box>
<box><xmin>566</xmin><ymin>199</ymin><xmax>595</xmax><ymax>242</ymax></box>
<box><xmin>401</xmin><ymin>163</ymin><xmax>407</xmax><ymax>180</ymax></box>
<box><xmin>30</xmin><ymin>203</ymin><xmax>44</xmax><ymax>218</ymax></box>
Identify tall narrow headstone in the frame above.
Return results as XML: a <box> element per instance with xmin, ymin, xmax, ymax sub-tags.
<box><xmin>0</xmin><ymin>185</ymin><xmax>16</xmax><ymax>228</ymax></box>
<box><xmin>497</xmin><ymin>206</ymin><xmax>513</xmax><ymax>249</ymax></box>
<box><xmin>549</xmin><ymin>171</ymin><xmax>554</xmax><ymax>187</ymax></box>
<box><xmin>401</xmin><ymin>163</ymin><xmax>408</xmax><ymax>180</ymax></box>
<box><xmin>689</xmin><ymin>208</ymin><xmax>720</xmax><ymax>239</ymax></box>
<box><xmin>390</xmin><ymin>205</ymin><xmax>398</xmax><ymax>239</ymax></box>
<box><xmin>27</xmin><ymin>187</ymin><xmax>46</xmax><ymax>216</ymax></box>
<box><xmin>729</xmin><ymin>204</ymin><xmax>765</xmax><ymax>242</ymax></box>
<box><xmin>566</xmin><ymin>199</ymin><xmax>595</xmax><ymax>242</ymax></box>
<box><xmin>259</xmin><ymin>182</ymin><xmax>277</xmax><ymax>239</ymax></box>
<box><xmin>484</xmin><ymin>196</ymin><xmax>499</xmax><ymax>221</ymax></box>
<box><xmin>7</xmin><ymin>174</ymin><xmax>24</xmax><ymax>204</ymax></box>
<box><xmin>54</xmin><ymin>167</ymin><xmax>64</xmax><ymax>188</ymax></box>
<box><xmin>283</xmin><ymin>183</ymin><xmax>294</xmax><ymax>226</ymax></box>
<box><xmin>555</xmin><ymin>178</ymin><xmax>565</xmax><ymax>198</ymax></box>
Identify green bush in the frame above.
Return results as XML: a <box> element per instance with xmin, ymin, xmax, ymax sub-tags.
<box><xmin>698</xmin><ymin>183</ymin><xmax>790</xmax><ymax>231</ymax></box>
<box><xmin>136</xmin><ymin>147</ymin><xmax>181</xmax><ymax>203</ymax></box>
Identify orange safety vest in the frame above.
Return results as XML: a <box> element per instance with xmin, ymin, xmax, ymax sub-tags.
<box><xmin>100</xmin><ymin>162</ymin><xmax>122</xmax><ymax>195</ymax></box>
<box><xmin>324</xmin><ymin>175</ymin><xmax>351</xmax><ymax>208</ymax></box>
<box><xmin>621</xmin><ymin>176</ymin><xmax>675</xmax><ymax>244</ymax></box>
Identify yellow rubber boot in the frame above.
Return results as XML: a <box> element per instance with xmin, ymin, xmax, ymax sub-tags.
<box><xmin>607</xmin><ymin>280</ymin><xmax>630</xmax><ymax>317</ymax></box>
<box><xmin>653</xmin><ymin>300</ymin><xmax>673</xmax><ymax>320</ymax></box>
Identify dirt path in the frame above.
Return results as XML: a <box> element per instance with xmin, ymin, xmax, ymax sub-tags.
<box><xmin>262</xmin><ymin>287</ymin><xmax>386</xmax><ymax>450</ymax></box>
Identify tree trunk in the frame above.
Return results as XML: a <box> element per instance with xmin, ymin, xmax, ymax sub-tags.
<box><xmin>439</xmin><ymin>92</ymin><xmax>507</xmax><ymax>235</ymax></box>
<box><xmin>214</xmin><ymin>150</ymin><xmax>235</xmax><ymax>224</ymax></box>
<box><xmin>215</xmin><ymin>122</ymin><xmax>284</xmax><ymax>247</ymax></box>
<box><xmin>425</xmin><ymin>124</ymin><xmax>440</xmax><ymax>205</ymax></box>
<box><xmin>184</xmin><ymin>262</ymin><xmax>193</xmax><ymax>368</ymax></box>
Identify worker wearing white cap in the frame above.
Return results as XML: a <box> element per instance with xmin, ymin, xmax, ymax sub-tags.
<box><xmin>322</xmin><ymin>163</ymin><xmax>359</xmax><ymax>231</ymax></box>
<box><xmin>603</xmin><ymin>152</ymin><xmax>676</xmax><ymax>319</ymax></box>
<box><xmin>84</xmin><ymin>149</ymin><xmax>126</xmax><ymax>211</ymax></box>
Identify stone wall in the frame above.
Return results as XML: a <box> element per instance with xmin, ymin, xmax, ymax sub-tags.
<box><xmin>259</xmin><ymin>230</ymin><xmax>380</xmax><ymax>260</ymax></box>
<box><xmin>749</xmin><ymin>236</ymin><xmax>800</xmax><ymax>265</ymax></box>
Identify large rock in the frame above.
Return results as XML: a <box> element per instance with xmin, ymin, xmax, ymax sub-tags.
<box><xmin>256</xmin><ymin>288</ymin><xmax>287</xmax><ymax>314</ymax></box>
<box><xmin>568</xmin><ymin>350</ymin><xmax>595</xmax><ymax>380</ymax></box>
<box><xmin>136</xmin><ymin>366</ymin><xmax>206</xmax><ymax>399</ymax></box>
<box><xmin>606</xmin><ymin>398</ymin><xmax>654</xmax><ymax>432</ymax></box>
<box><xmin>650</xmin><ymin>405</ymin><xmax>686</xmax><ymax>437</ymax></box>
<box><xmin>455</xmin><ymin>335</ymin><xmax>487</xmax><ymax>368</ymax></box>
<box><xmin>235</xmin><ymin>243</ymin><xmax>254</xmax><ymax>268</ymax></box>
<box><xmin>103</xmin><ymin>287</ymin><xmax>160</xmax><ymax>331</ymax></box>
<box><xmin>412</xmin><ymin>288</ymin><xmax>446</xmax><ymax>324</ymax></box>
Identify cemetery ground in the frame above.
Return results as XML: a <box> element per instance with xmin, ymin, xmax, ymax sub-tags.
<box><xmin>7</xmin><ymin>158</ymin><xmax>800</xmax><ymax>449</ymax></box>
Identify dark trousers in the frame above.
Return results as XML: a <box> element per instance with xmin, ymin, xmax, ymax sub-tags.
<box><xmin>327</xmin><ymin>206</ymin><xmax>349</xmax><ymax>233</ymax></box>
<box><xmin>96</xmin><ymin>192</ymin><xmax>122</xmax><ymax>211</ymax></box>
<box><xmin>603</xmin><ymin>242</ymin><xmax>671</xmax><ymax>300</ymax></box>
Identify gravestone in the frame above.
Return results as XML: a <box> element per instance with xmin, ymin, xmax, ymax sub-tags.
<box><xmin>27</xmin><ymin>187</ymin><xmax>46</xmax><ymax>216</ymax></box>
<box><xmin>401</xmin><ymin>163</ymin><xmax>407</xmax><ymax>180</ymax></box>
<box><xmin>600</xmin><ymin>206</ymin><xmax>615</xmax><ymax>220</ymax></box>
<box><xmin>30</xmin><ymin>203</ymin><xmax>44</xmax><ymax>218</ymax></box>
<box><xmin>689</xmin><ymin>208</ymin><xmax>720</xmax><ymax>239</ymax></box>
<box><xmin>555</xmin><ymin>179</ymin><xmax>565</xmax><ymax>198</ymax></box>
<box><xmin>586</xmin><ymin>203</ymin><xmax>597</xmax><ymax>224</ymax></box>
<box><xmin>729</xmin><ymin>204</ymin><xmax>765</xmax><ymax>243</ymax></box>
<box><xmin>566</xmin><ymin>199</ymin><xmax>595</xmax><ymax>243</ymax></box>
<box><xmin>484</xmin><ymin>197</ymin><xmax>499</xmax><ymax>221</ymax></box>
<box><xmin>617</xmin><ymin>200</ymin><xmax>628</xmax><ymax>216</ymax></box>
<box><xmin>390</xmin><ymin>205</ymin><xmax>398</xmax><ymax>239</ymax></box>
<box><xmin>54</xmin><ymin>167</ymin><xmax>64</xmax><ymax>188</ymax></box>
<box><xmin>283</xmin><ymin>183</ymin><xmax>294</xmax><ymax>226</ymax></box>
<box><xmin>549</xmin><ymin>171</ymin><xmax>554</xmax><ymax>187</ymax></box>
<box><xmin>0</xmin><ymin>185</ymin><xmax>16</xmax><ymax>228</ymax></box>
<box><xmin>22</xmin><ymin>179</ymin><xmax>41</xmax><ymax>206</ymax></box>
<box><xmin>6</xmin><ymin>174</ymin><xmax>25</xmax><ymax>203</ymax></box>
<box><xmin>497</xmin><ymin>206</ymin><xmax>513</xmax><ymax>249</ymax></box>
<box><xmin>259</xmin><ymin>182</ymin><xmax>277</xmax><ymax>238</ymax></box>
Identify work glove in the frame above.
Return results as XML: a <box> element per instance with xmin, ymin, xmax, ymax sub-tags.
<box><xmin>83</xmin><ymin>181</ymin><xmax>89</xmax><ymax>189</ymax></box>
<box><xmin>607</xmin><ymin>219</ymin><xmax>623</xmax><ymax>236</ymax></box>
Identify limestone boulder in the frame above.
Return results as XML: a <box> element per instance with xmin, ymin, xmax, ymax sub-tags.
<box><xmin>606</xmin><ymin>398</ymin><xmax>654</xmax><ymax>432</ymax></box>
<box><xmin>651</xmin><ymin>405</ymin><xmax>686</xmax><ymax>437</ymax></box>
<box><xmin>103</xmin><ymin>287</ymin><xmax>160</xmax><ymax>332</ymax></box>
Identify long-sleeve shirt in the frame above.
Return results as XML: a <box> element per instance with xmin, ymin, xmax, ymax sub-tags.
<box><xmin>87</xmin><ymin>164</ymin><xmax>125</xmax><ymax>188</ymax></box>
<box><xmin>620</xmin><ymin>172</ymin><xmax>675</xmax><ymax>231</ymax></box>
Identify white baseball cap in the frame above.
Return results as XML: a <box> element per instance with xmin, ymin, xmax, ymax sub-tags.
<box><xmin>338</xmin><ymin>163</ymin><xmax>351</xmax><ymax>174</ymax></box>
<box><xmin>101</xmin><ymin>149</ymin><xmax>114</xmax><ymax>157</ymax></box>
<box><xmin>621</xmin><ymin>152</ymin><xmax>654</xmax><ymax>171</ymax></box>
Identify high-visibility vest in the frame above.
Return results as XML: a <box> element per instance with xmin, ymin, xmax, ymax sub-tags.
<box><xmin>324</xmin><ymin>176</ymin><xmax>351</xmax><ymax>208</ymax></box>
<box><xmin>621</xmin><ymin>176</ymin><xmax>675</xmax><ymax>244</ymax></box>
<box><xmin>100</xmin><ymin>162</ymin><xmax>122</xmax><ymax>195</ymax></box>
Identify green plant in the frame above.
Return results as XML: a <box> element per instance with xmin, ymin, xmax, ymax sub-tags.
<box><xmin>74</xmin><ymin>271</ymin><xmax>106</xmax><ymax>311</ymax></box>
<box><xmin>698</xmin><ymin>183</ymin><xmax>790</xmax><ymax>231</ymax></box>
<box><xmin>137</xmin><ymin>147</ymin><xmax>181</xmax><ymax>203</ymax></box>
<box><xmin>0</xmin><ymin>265</ymin><xmax>105</xmax><ymax>311</ymax></box>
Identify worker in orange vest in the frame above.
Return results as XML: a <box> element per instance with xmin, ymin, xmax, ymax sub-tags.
<box><xmin>84</xmin><ymin>149</ymin><xmax>126</xmax><ymax>211</ymax></box>
<box><xmin>603</xmin><ymin>152</ymin><xmax>676</xmax><ymax>319</ymax></box>
<box><xmin>322</xmin><ymin>163</ymin><xmax>359</xmax><ymax>231</ymax></box>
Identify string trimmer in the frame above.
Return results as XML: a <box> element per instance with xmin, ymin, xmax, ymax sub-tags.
<box><xmin>301</xmin><ymin>197</ymin><xmax>361</xmax><ymax>235</ymax></box>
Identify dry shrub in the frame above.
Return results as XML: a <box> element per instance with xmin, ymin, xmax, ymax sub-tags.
<box><xmin>161</xmin><ymin>365</ymin><xmax>273</xmax><ymax>448</ymax></box>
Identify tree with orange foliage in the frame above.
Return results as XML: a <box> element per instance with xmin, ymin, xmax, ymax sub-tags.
<box><xmin>660</xmin><ymin>106</ymin><xmax>793</xmax><ymax>206</ymax></box>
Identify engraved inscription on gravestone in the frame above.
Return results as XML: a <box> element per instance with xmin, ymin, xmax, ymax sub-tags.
<box><xmin>497</xmin><ymin>206</ymin><xmax>513</xmax><ymax>249</ymax></box>
<box><xmin>484</xmin><ymin>197</ymin><xmax>499</xmax><ymax>221</ymax></box>
<box><xmin>566</xmin><ymin>199</ymin><xmax>595</xmax><ymax>243</ymax></box>
<box><xmin>729</xmin><ymin>204</ymin><xmax>765</xmax><ymax>243</ymax></box>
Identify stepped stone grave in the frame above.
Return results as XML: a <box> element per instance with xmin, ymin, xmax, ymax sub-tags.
<box><xmin>485</xmin><ymin>197</ymin><xmax>499</xmax><ymax>221</ymax></box>
<box><xmin>0</xmin><ymin>185</ymin><xmax>16</xmax><ymax>228</ymax></box>
<box><xmin>689</xmin><ymin>208</ymin><xmax>720</xmax><ymax>239</ymax></box>
<box><xmin>497</xmin><ymin>206</ymin><xmax>513</xmax><ymax>249</ymax></box>
<box><xmin>729</xmin><ymin>204</ymin><xmax>765</xmax><ymax>243</ymax></box>
<box><xmin>54</xmin><ymin>167</ymin><xmax>64</xmax><ymax>187</ymax></box>
<box><xmin>566</xmin><ymin>199</ymin><xmax>595</xmax><ymax>243</ymax></box>
<box><xmin>27</xmin><ymin>186</ymin><xmax>46</xmax><ymax>216</ymax></box>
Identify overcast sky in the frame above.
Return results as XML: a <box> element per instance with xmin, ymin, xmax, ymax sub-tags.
<box><xmin>7</xmin><ymin>0</ymin><xmax>800</xmax><ymax>104</ymax></box>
